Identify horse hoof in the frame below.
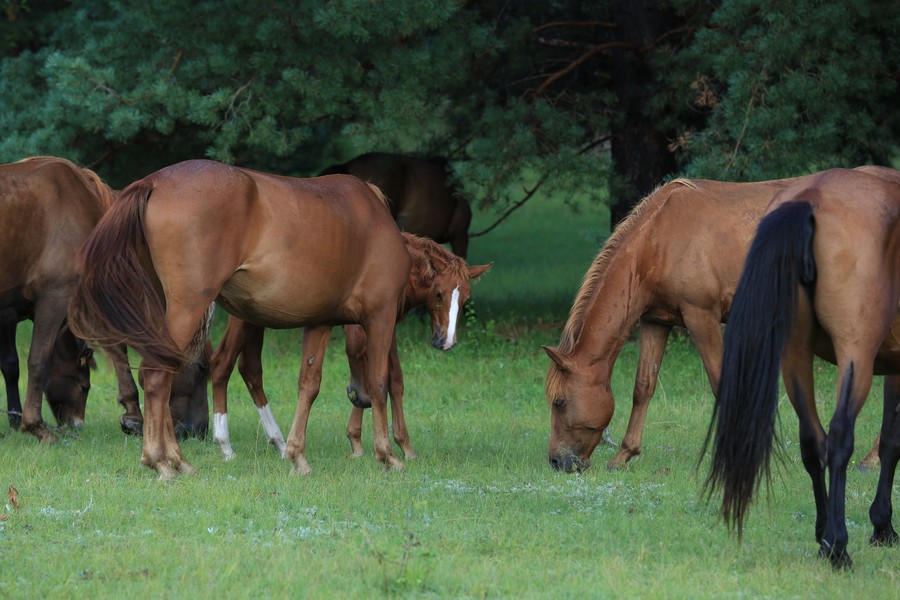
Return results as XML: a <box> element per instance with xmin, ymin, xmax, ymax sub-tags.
<box><xmin>385</xmin><ymin>456</ymin><xmax>404</xmax><ymax>472</ymax></box>
<box><xmin>178</xmin><ymin>461</ymin><xmax>198</xmax><ymax>476</ymax></box>
<box><xmin>818</xmin><ymin>543</ymin><xmax>853</xmax><ymax>570</ymax></box>
<box><xmin>290</xmin><ymin>458</ymin><xmax>312</xmax><ymax>476</ymax></box>
<box><xmin>120</xmin><ymin>416</ymin><xmax>143</xmax><ymax>437</ymax></box>
<box><xmin>8</xmin><ymin>414</ymin><xmax>21</xmax><ymax>430</ymax></box>
<box><xmin>870</xmin><ymin>528</ymin><xmax>899</xmax><ymax>547</ymax></box>
<box><xmin>403</xmin><ymin>449</ymin><xmax>418</xmax><ymax>461</ymax></box>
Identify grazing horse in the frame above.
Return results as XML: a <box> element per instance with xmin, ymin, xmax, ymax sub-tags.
<box><xmin>0</xmin><ymin>157</ymin><xmax>208</xmax><ymax>439</ymax></box>
<box><xmin>544</xmin><ymin>167</ymin><xmax>893</xmax><ymax>473</ymax></box>
<box><xmin>705</xmin><ymin>168</ymin><xmax>900</xmax><ymax>569</ymax></box>
<box><xmin>208</xmin><ymin>233</ymin><xmax>490</xmax><ymax>460</ymax></box>
<box><xmin>0</xmin><ymin>157</ymin><xmax>145</xmax><ymax>440</ymax></box>
<box><xmin>70</xmin><ymin>159</ymin><xmax>411</xmax><ymax>479</ymax></box>
<box><xmin>0</xmin><ymin>307</ymin><xmax>94</xmax><ymax>429</ymax></box>
<box><xmin>320</xmin><ymin>152</ymin><xmax>472</xmax><ymax>258</ymax></box>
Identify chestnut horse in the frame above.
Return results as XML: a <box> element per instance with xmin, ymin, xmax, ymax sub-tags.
<box><xmin>320</xmin><ymin>153</ymin><xmax>472</xmax><ymax>258</ymax></box>
<box><xmin>544</xmin><ymin>167</ymin><xmax>893</xmax><ymax>473</ymax></box>
<box><xmin>706</xmin><ymin>168</ymin><xmax>900</xmax><ymax>569</ymax></box>
<box><xmin>70</xmin><ymin>159</ymin><xmax>411</xmax><ymax>479</ymax></box>
<box><xmin>0</xmin><ymin>307</ymin><xmax>94</xmax><ymax>429</ymax></box>
<box><xmin>207</xmin><ymin>233</ymin><xmax>491</xmax><ymax>461</ymax></box>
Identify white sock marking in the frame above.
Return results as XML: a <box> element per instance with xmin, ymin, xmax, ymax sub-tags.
<box><xmin>213</xmin><ymin>413</ymin><xmax>236</xmax><ymax>461</ymax></box>
<box><xmin>257</xmin><ymin>404</ymin><xmax>286</xmax><ymax>458</ymax></box>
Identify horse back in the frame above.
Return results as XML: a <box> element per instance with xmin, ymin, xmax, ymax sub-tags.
<box><xmin>324</xmin><ymin>152</ymin><xmax>465</xmax><ymax>243</ymax></box>
<box><xmin>0</xmin><ymin>158</ymin><xmax>108</xmax><ymax>301</ymax></box>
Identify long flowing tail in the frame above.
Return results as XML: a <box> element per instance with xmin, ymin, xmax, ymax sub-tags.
<box><xmin>703</xmin><ymin>200</ymin><xmax>817</xmax><ymax>536</ymax></box>
<box><xmin>68</xmin><ymin>182</ymin><xmax>186</xmax><ymax>369</ymax></box>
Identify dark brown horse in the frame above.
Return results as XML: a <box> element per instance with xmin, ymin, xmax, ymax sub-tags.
<box><xmin>208</xmin><ymin>233</ymin><xmax>490</xmax><ymax>460</ymax></box>
<box><xmin>0</xmin><ymin>307</ymin><xmax>94</xmax><ymax>429</ymax></box>
<box><xmin>544</xmin><ymin>167</ymin><xmax>892</xmax><ymax>473</ymax></box>
<box><xmin>321</xmin><ymin>153</ymin><xmax>472</xmax><ymax>258</ymax></box>
<box><xmin>0</xmin><ymin>157</ymin><xmax>208</xmax><ymax>439</ymax></box>
<box><xmin>705</xmin><ymin>168</ymin><xmax>900</xmax><ymax>569</ymax></box>
<box><xmin>70</xmin><ymin>159</ymin><xmax>411</xmax><ymax>479</ymax></box>
<box><xmin>0</xmin><ymin>157</ymin><xmax>146</xmax><ymax>440</ymax></box>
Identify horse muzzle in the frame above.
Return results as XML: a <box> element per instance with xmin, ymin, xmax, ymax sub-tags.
<box><xmin>431</xmin><ymin>331</ymin><xmax>456</xmax><ymax>351</ymax></box>
<box><xmin>549</xmin><ymin>452</ymin><xmax>590</xmax><ymax>473</ymax></box>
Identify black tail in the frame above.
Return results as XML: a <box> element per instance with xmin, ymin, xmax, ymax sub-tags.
<box><xmin>703</xmin><ymin>201</ymin><xmax>817</xmax><ymax>536</ymax></box>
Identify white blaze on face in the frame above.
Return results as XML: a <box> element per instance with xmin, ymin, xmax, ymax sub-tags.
<box><xmin>443</xmin><ymin>286</ymin><xmax>461</xmax><ymax>350</ymax></box>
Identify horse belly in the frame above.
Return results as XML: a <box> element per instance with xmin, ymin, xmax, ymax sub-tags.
<box><xmin>216</xmin><ymin>267</ymin><xmax>351</xmax><ymax>329</ymax></box>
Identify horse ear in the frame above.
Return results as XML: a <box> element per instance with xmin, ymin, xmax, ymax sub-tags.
<box><xmin>467</xmin><ymin>262</ymin><xmax>493</xmax><ymax>282</ymax></box>
<box><xmin>78</xmin><ymin>346</ymin><xmax>96</xmax><ymax>370</ymax></box>
<box><xmin>542</xmin><ymin>345</ymin><xmax>571</xmax><ymax>372</ymax></box>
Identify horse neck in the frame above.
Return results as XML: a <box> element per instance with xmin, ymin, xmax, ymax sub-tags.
<box><xmin>565</xmin><ymin>252</ymin><xmax>650</xmax><ymax>374</ymax></box>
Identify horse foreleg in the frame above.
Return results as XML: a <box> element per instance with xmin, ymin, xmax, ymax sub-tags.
<box><xmin>236</xmin><ymin>322</ymin><xmax>285</xmax><ymax>457</ymax></box>
<box><xmin>859</xmin><ymin>431</ymin><xmax>881</xmax><ymax>471</ymax></box>
<box><xmin>21</xmin><ymin>296</ymin><xmax>67</xmax><ymax>443</ymax></box>
<box><xmin>346</xmin><ymin>406</ymin><xmax>365</xmax><ymax>457</ymax></box>
<box><xmin>209</xmin><ymin>315</ymin><xmax>246</xmax><ymax>460</ymax></box>
<box><xmin>0</xmin><ymin>314</ymin><xmax>22</xmax><ymax>429</ymax></box>
<box><xmin>106</xmin><ymin>344</ymin><xmax>143</xmax><ymax>435</ymax></box>
<box><xmin>869</xmin><ymin>375</ymin><xmax>899</xmax><ymax>546</ymax></box>
<box><xmin>386</xmin><ymin>332</ymin><xmax>415</xmax><ymax>460</ymax></box>
<box><xmin>364</xmin><ymin>315</ymin><xmax>402</xmax><ymax>471</ymax></box>
<box><xmin>285</xmin><ymin>325</ymin><xmax>332</xmax><ymax>476</ymax></box>
<box><xmin>608</xmin><ymin>320</ymin><xmax>671</xmax><ymax>469</ymax></box>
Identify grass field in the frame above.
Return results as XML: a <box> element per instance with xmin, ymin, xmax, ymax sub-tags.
<box><xmin>1</xmin><ymin>191</ymin><xmax>897</xmax><ymax>598</ymax></box>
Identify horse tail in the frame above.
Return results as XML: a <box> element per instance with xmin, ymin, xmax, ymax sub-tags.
<box><xmin>69</xmin><ymin>182</ymin><xmax>187</xmax><ymax>370</ymax></box>
<box><xmin>703</xmin><ymin>200</ymin><xmax>817</xmax><ymax>537</ymax></box>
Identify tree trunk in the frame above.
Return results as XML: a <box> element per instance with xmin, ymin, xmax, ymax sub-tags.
<box><xmin>609</xmin><ymin>1</ymin><xmax>679</xmax><ymax>228</ymax></box>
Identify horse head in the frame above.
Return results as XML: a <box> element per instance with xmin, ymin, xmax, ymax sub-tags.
<box><xmin>543</xmin><ymin>345</ymin><xmax>614</xmax><ymax>473</ymax></box>
<box><xmin>424</xmin><ymin>252</ymin><xmax>491</xmax><ymax>351</ymax></box>
<box><xmin>44</xmin><ymin>332</ymin><xmax>95</xmax><ymax>429</ymax></box>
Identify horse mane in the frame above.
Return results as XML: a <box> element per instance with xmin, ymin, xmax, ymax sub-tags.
<box><xmin>364</xmin><ymin>182</ymin><xmax>390</xmax><ymax>210</ymax></box>
<box><xmin>555</xmin><ymin>178</ymin><xmax>697</xmax><ymax>356</ymax></box>
<box><xmin>17</xmin><ymin>155</ymin><xmax>117</xmax><ymax>210</ymax></box>
<box><xmin>401</xmin><ymin>232</ymin><xmax>467</xmax><ymax>284</ymax></box>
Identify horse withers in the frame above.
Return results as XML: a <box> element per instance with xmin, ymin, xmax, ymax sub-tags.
<box><xmin>321</xmin><ymin>152</ymin><xmax>472</xmax><ymax>258</ymax></box>
<box><xmin>70</xmin><ymin>160</ymin><xmax>411</xmax><ymax>479</ymax></box>
<box><xmin>208</xmin><ymin>233</ymin><xmax>491</xmax><ymax>461</ymax></box>
<box><xmin>705</xmin><ymin>168</ymin><xmax>900</xmax><ymax>568</ymax></box>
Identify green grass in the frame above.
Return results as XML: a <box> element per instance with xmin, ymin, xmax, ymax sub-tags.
<box><xmin>1</xmin><ymin>193</ymin><xmax>897</xmax><ymax>598</ymax></box>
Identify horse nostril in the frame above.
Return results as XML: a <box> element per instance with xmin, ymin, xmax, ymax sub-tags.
<box><xmin>549</xmin><ymin>455</ymin><xmax>562</xmax><ymax>471</ymax></box>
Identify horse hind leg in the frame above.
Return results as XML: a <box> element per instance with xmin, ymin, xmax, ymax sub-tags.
<box><xmin>820</xmin><ymin>359</ymin><xmax>876</xmax><ymax>570</ymax></box>
<box><xmin>869</xmin><ymin>375</ymin><xmax>900</xmax><ymax>546</ymax></box>
<box><xmin>236</xmin><ymin>324</ymin><xmax>286</xmax><ymax>457</ymax></box>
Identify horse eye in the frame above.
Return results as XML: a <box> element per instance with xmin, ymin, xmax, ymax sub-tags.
<box><xmin>435</xmin><ymin>291</ymin><xmax>443</xmax><ymax>301</ymax></box>
<box><xmin>553</xmin><ymin>397</ymin><xmax>565</xmax><ymax>409</ymax></box>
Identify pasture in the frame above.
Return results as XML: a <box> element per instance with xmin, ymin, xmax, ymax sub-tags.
<box><xmin>1</xmin><ymin>191</ymin><xmax>896</xmax><ymax>598</ymax></box>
